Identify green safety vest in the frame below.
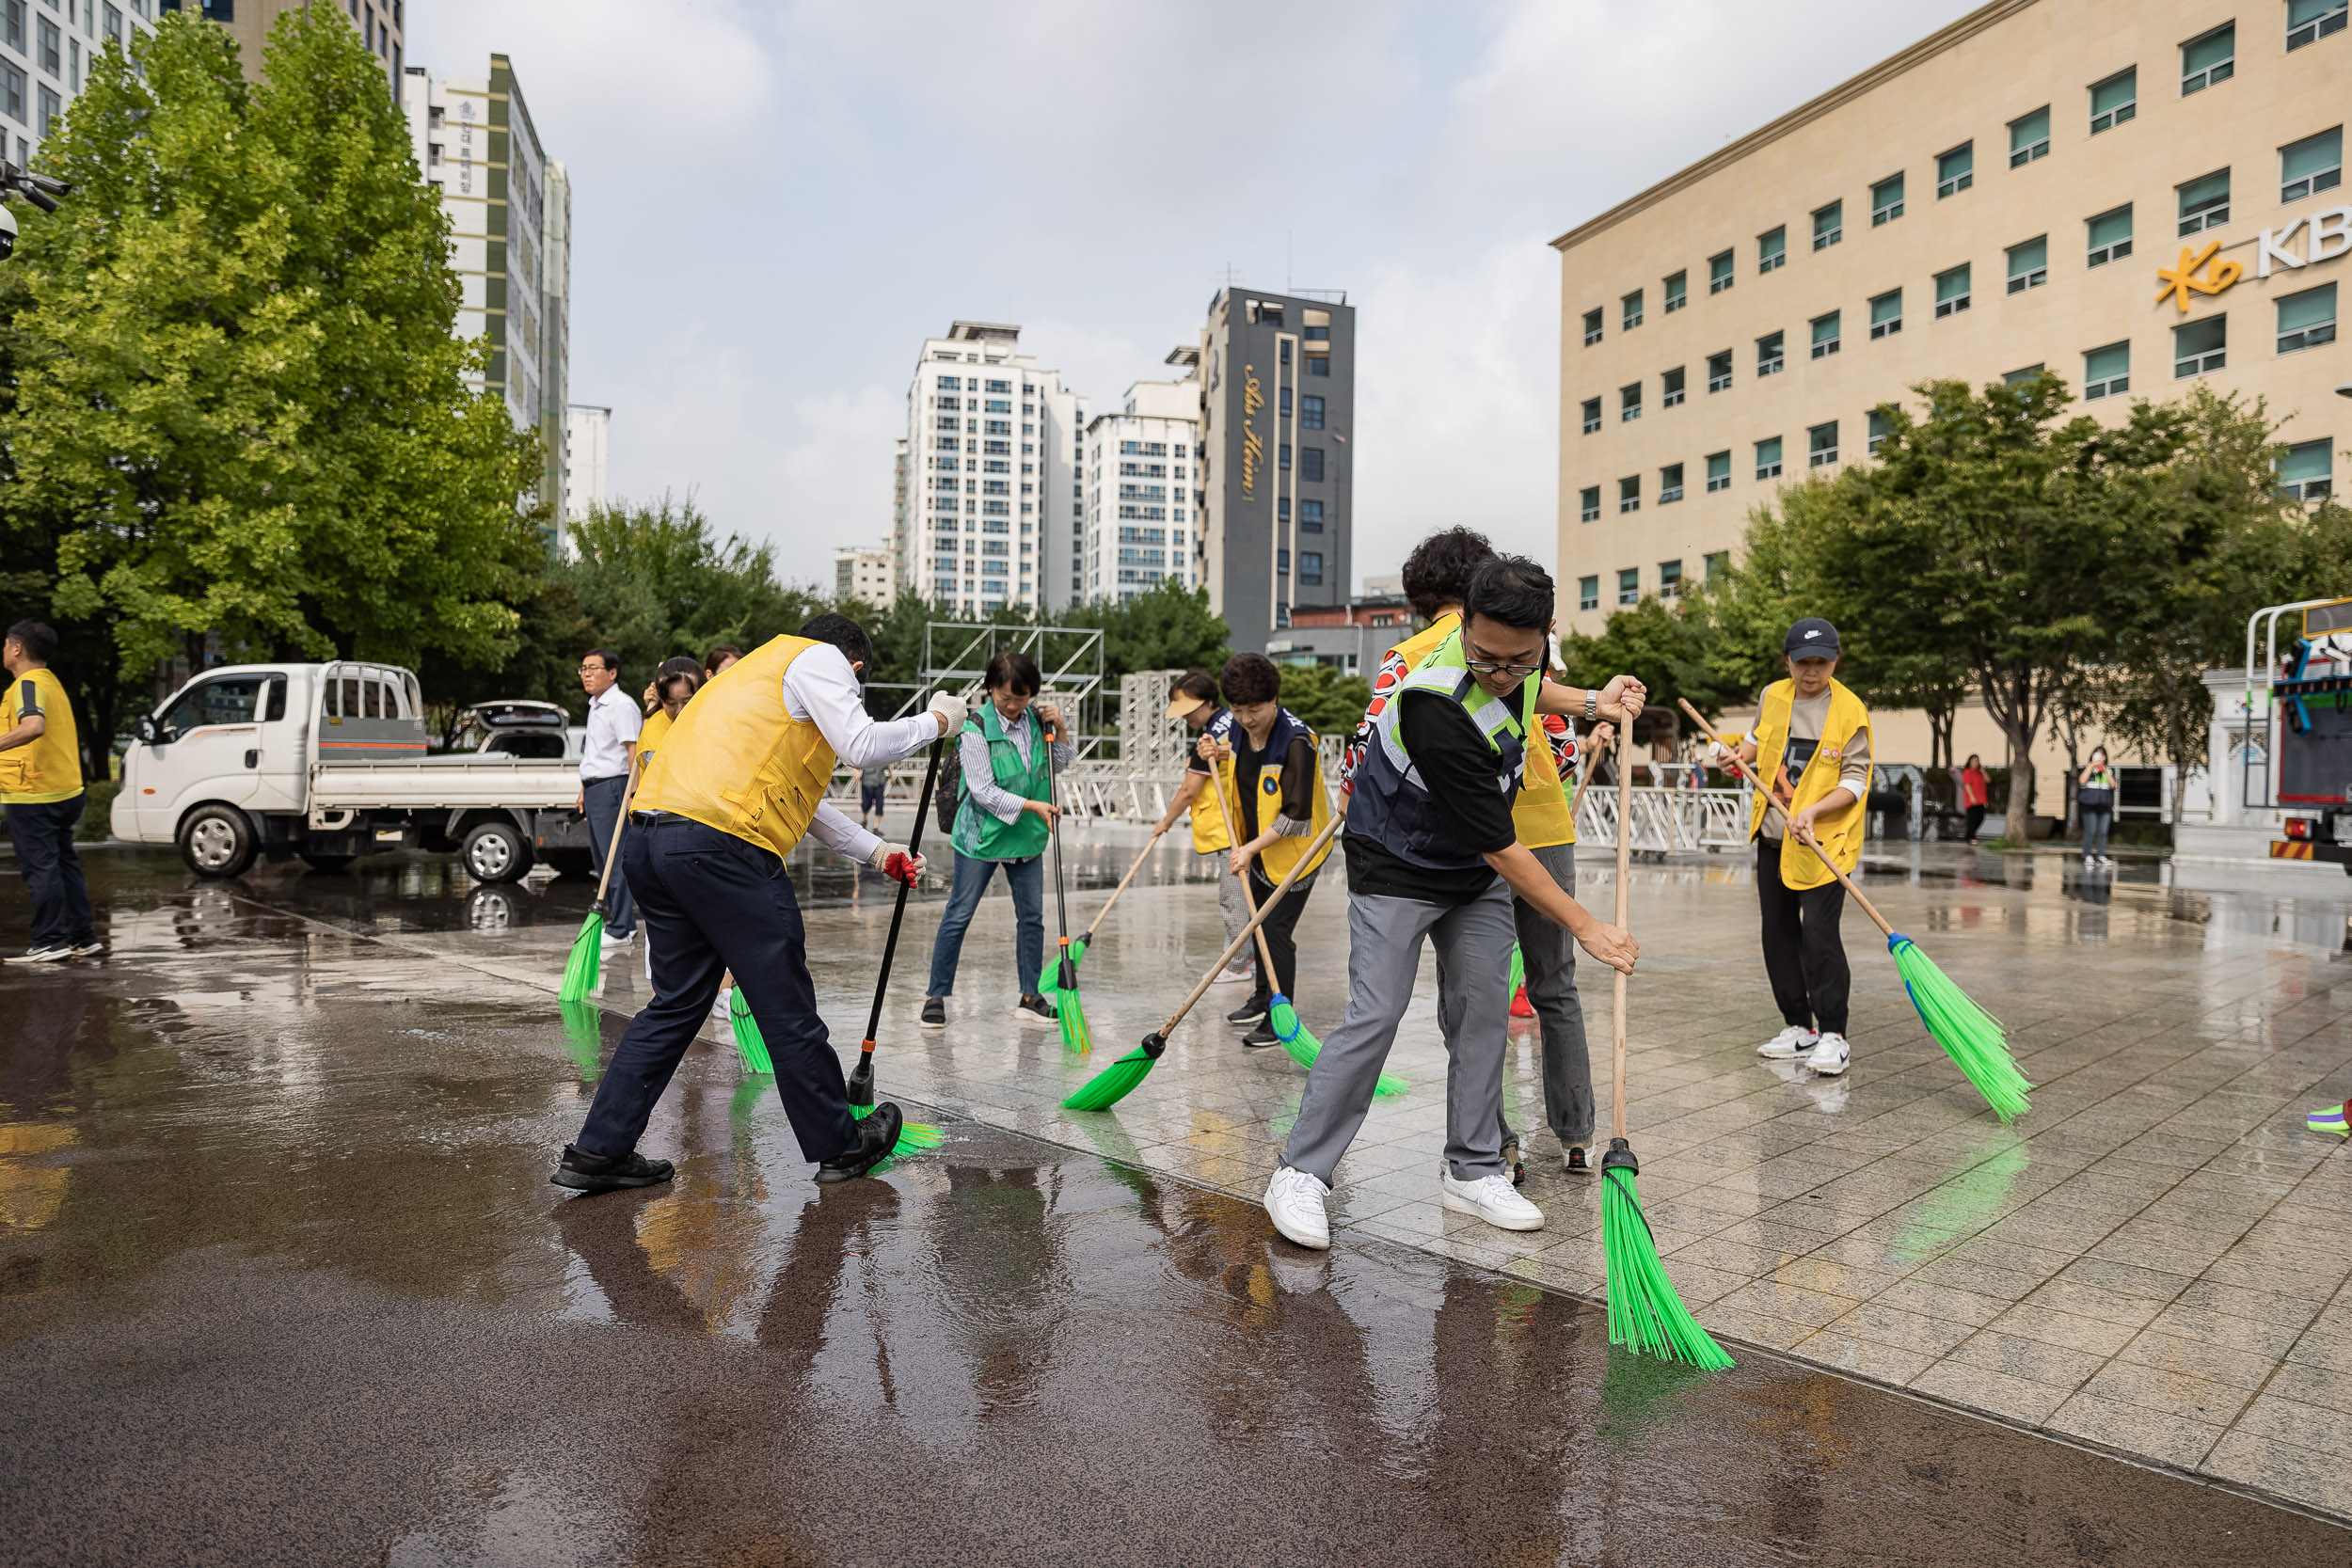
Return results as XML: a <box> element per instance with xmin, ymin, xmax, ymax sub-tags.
<box><xmin>952</xmin><ymin>701</ymin><xmax>1053</xmax><ymax>861</ymax></box>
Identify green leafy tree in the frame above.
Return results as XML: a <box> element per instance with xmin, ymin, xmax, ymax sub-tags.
<box><xmin>1558</xmin><ymin>595</ymin><xmax>1746</xmax><ymax>727</ymax></box>
<box><xmin>8</xmin><ymin>13</ymin><xmax>542</xmax><ymax>689</ymax></box>
<box><xmin>1275</xmin><ymin>662</ymin><xmax>1372</xmax><ymax>735</ymax></box>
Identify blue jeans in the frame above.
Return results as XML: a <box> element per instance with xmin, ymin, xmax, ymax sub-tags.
<box><xmin>926</xmin><ymin>849</ymin><xmax>1044</xmax><ymax>998</ymax></box>
<box><xmin>576</xmin><ymin>817</ymin><xmax>855</xmax><ymax>1164</ymax></box>
<box><xmin>582</xmin><ymin>773</ymin><xmax>635</xmax><ymax>937</ymax></box>
<box><xmin>6</xmin><ymin>795</ymin><xmax>93</xmax><ymax>948</ymax></box>
<box><xmin>2081</xmin><ymin>807</ymin><xmax>2112</xmax><ymax>857</ymax></box>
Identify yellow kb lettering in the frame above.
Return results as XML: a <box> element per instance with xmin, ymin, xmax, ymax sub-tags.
<box><xmin>2155</xmin><ymin>240</ymin><xmax>2244</xmax><ymax>312</ymax></box>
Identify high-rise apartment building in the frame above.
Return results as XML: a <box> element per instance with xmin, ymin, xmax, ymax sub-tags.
<box><xmin>1556</xmin><ymin>0</ymin><xmax>2350</xmax><ymax>636</ymax></box>
<box><xmin>1193</xmin><ymin>288</ymin><xmax>1356</xmax><ymax>654</ymax></box>
<box><xmin>189</xmin><ymin>0</ymin><xmax>403</xmax><ymax>89</ymax></box>
<box><xmin>404</xmin><ymin>56</ymin><xmax>572</xmax><ymax>545</ymax></box>
<box><xmin>564</xmin><ymin>404</ymin><xmax>611</xmax><ymax>526</ymax></box>
<box><xmin>834</xmin><ymin>546</ymin><xmax>898</xmax><ymax>608</ymax></box>
<box><xmin>891</xmin><ymin>437</ymin><xmax>910</xmax><ymax>589</ymax></box>
<box><xmin>903</xmin><ymin>323</ymin><xmax>1088</xmax><ymax>616</ymax></box>
<box><xmin>1082</xmin><ymin>368</ymin><xmax>1202</xmax><ymax>602</ymax></box>
<box><xmin>1</xmin><ymin>3</ymin><xmax>154</xmax><ymax>167</ymax></box>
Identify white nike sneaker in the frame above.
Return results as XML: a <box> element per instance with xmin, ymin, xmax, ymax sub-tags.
<box><xmin>1806</xmin><ymin>1031</ymin><xmax>1851</xmax><ymax>1075</ymax></box>
<box><xmin>1264</xmin><ymin>1165</ymin><xmax>1332</xmax><ymax>1249</ymax></box>
<box><xmin>1757</xmin><ymin>1024</ymin><xmax>1819</xmax><ymax>1059</ymax></box>
<box><xmin>1440</xmin><ymin>1169</ymin><xmax>1546</xmax><ymax>1232</ymax></box>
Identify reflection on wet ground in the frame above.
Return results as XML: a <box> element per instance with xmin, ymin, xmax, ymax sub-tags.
<box><xmin>3</xmin><ymin>835</ymin><xmax>2350</xmax><ymax>1561</ymax></box>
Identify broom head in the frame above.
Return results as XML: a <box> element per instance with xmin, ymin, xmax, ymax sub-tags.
<box><xmin>1889</xmin><ymin>933</ymin><xmax>2032</xmax><ymax>1122</ymax></box>
<box><xmin>558</xmin><ymin>910</ymin><xmax>605</xmax><ymax>1002</ymax></box>
<box><xmin>1600</xmin><ymin>1140</ymin><xmax>1735</xmax><ymax>1370</ymax></box>
<box><xmin>729</xmin><ymin>988</ymin><xmax>775</xmax><ymax>1075</ymax></box>
<box><xmin>1269</xmin><ymin>994</ymin><xmax>1406</xmax><ymax>1097</ymax></box>
<box><xmin>557</xmin><ymin>998</ymin><xmax>604</xmax><ymax>1079</ymax></box>
<box><xmin>1063</xmin><ymin>1032</ymin><xmax>1165</xmax><ymax>1111</ymax></box>
<box><xmin>1056</xmin><ymin>975</ymin><xmax>1092</xmax><ymax>1055</ymax></box>
<box><xmin>851</xmin><ymin>1101</ymin><xmax>943</xmax><ymax>1160</ymax></box>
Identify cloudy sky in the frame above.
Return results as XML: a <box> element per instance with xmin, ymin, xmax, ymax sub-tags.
<box><xmin>412</xmin><ymin>0</ymin><xmax>1978</xmax><ymax>594</ymax></box>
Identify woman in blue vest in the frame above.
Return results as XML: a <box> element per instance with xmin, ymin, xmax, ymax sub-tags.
<box><xmin>922</xmin><ymin>650</ymin><xmax>1073</xmax><ymax>1028</ymax></box>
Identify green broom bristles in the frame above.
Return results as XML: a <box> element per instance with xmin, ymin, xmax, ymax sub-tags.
<box><xmin>1508</xmin><ymin>942</ymin><xmax>1525</xmax><ymax>997</ymax></box>
<box><xmin>1063</xmin><ymin>1034</ymin><xmax>1165</xmax><ymax>1111</ymax></box>
<box><xmin>1600</xmin><ymin>1146</ymin><xmax>1734</xmax><ymax>1370</ymax></box>
<box><xmin>851</xmin><ymin>1102</ymin><xmax>945</xmax><ymax>1160</ymax></box>
<box><xmin>558</xmin><ymin>911</ymin><xmax>604</xmax><ymax>1001</ymax></box>
<box><xmin>1054</xmin><ymin>945</ymin><xmax>1091</xmax><ymax>1055</ymax></box>
<box><xmin>728</xmin><ymin>988</ymin><xmax>774</xmax><ymax>1075</ymax></box>
<box><xmin>1889</xmin><ymin>933</ymin><xmax>2033</xmax><ymax>1122</ymax></box>
<box><xmin>1268</xmin><ymin>994</ymin><xmax>1406</xmax><ymax>1097</ymax></box>
<box><xmin>557</xmin><ymin>998</ymin><xmax>604</xmax><ymax>1080</ymax></box>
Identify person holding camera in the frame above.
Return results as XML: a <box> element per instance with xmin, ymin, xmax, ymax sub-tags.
<box><xmin>2077</xmin><ymin>747</ymin><xmax>2118</xmax><ymax>868</ymax></box>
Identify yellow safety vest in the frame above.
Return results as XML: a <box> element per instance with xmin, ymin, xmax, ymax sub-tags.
<box><xmin>1187</xmin><ymin>705</ymin><xmax>1234</xmax><ymax>854</ymax></box>
<box><xmin>1513</xmin><ymin>714</ymin><xmax>1578</xmax><ymax>848</ymax></box>
<box><xmin>1742</xmin><ymin>677</ymin><xmax>1871</xmax><ymax>891</ymax></box>
<box><xmin>634</xmin><ymin>636</ymin><xmax>835</xmax><ymax>860</ymax></box>
<box><xmin>1209</xmin><ymin>708</ymin><xmax>1335</xmax><ymax>882</ymax></box>
<box><xmin>0</xmin><ymin>668</ymin><xmax>84</xmax><ymax>804</ymax></box>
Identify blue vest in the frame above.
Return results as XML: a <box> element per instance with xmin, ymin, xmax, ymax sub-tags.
<box><xmin>1347</xmin><ymin>640</ymin><xmax>1534</xmax><ymax>871</ymax></box>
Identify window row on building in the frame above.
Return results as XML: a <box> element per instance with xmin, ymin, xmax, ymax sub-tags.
<box><xmin>1578</xmin><ymin>7</ymin><xmax>2344</xmax><ymax>348</ymax></box>
<box><xmin>1573</xmin><ymin>555</ymin><xmax>1732</xmax><ymax>612</ymax></box>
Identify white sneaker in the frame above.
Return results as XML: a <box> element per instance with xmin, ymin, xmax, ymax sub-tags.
<box><xmin>1263</xmin><ymin>1165</ymin><xmax>1331</xmax><ymax>1249</ymax></box>
<box><xmin>1212</xmin><ymin>962</ymin><xmax>1256</xmax><ymax>986</ymax></box>
<box><xmin>1757</xmin><ymin>1024</ymin><xmax>1819</xmax><ymax>1059</ymax></box>
<box><xmin>599</xmin><ymin>931</ymin><xmax>633</xmax><ymax>955</ymax></box>
<box><xmin>1806</xmin><ymin>1031</ymin><xmax>1851</xmax><ymax>1075</ymax></box>
<box><xmin>1440</xmin><ymin>1169</ymin><xmax>1546</xmax><ymax>1231</ymax></box>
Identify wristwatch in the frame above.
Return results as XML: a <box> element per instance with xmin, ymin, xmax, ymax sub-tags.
<box><xmin>1584</xmin><ymin>689</ymin><xmax>1598</xmax><ymax>722</ymax></box>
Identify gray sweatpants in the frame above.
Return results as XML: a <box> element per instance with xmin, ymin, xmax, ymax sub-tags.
<box><xmin>1200</xmin><ymin>847</ymin><xmax>1251</xmax><ymax>963</ymax></box>
<box><xmin>1512</xmin><ymin>842</ymin><xmax>1597</xmax><ymax>1146</ymax></box>
<box><xmin>1281</xmin><ymin>879</ymin><xmax>1517</xmax><ymax>1185</ymax></box>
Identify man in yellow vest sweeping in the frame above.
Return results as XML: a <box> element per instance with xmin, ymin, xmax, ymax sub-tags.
<box><xmin>552</xmin><ymin>613</ymin><xmax>963</xmax><ymax>1193</ymax></box>
<box><xmin>1</xmin><ymin>620</ymin><xmax>101</xmax><ymax>962</ymax></box>
<box><xmin>1716</xmin><ymin>618</ymin><xmax>1873</xmax><ymax>1077</ymax></box>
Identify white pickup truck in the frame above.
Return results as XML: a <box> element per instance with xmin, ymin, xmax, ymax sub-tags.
<box><xmin>112</xmin><ymin>661</ymin><xmax>604</xmax><ymax>882</ymax></box>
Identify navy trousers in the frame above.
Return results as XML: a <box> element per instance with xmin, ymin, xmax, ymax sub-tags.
<box><xmin>6</xmin><ymin>795</ymin><xmax>94</xmax><ymax>948</ymax></box>
<box><xmin>582</xmin><ymin>773</ymin><xmax>636</xmax><ymax>937</ymax></box>
<box><xmin>574</xmin><ymin>817</ymin><xmax>857</xmax><ymax>1165</ymax></box>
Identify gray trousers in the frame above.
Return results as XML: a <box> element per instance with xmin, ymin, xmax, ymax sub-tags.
<box><xmin>1281</xmin><ymin>879</ymin><xmax>1516</xmax><ymax>1185</ymax></box>
<box><xmin>1511</xmin><ymin>842</ymin><xmax>1597</xmax><ymax>1146</ymax></box>
<box><xmin>1200</xmin><ymin>847</ymin><xmax>1251</xmax><ymax>962</ymax></box>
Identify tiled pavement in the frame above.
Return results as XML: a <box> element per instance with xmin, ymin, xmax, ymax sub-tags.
<box><xmin>417</xmin><ymin>831</ymin><xmax>2352</xmax><ymax>1522</ymax></box>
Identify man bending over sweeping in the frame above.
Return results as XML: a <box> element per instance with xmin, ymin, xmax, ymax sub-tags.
<box><xmin>1264</xmin><ymin>556</ymin><xmax>1645</xmax><ymax>1249</ymax></box>
<box><xmin>551</xmin><ymin>613</ymin><xmax>961</xmax><ymax>1194</ymax></box>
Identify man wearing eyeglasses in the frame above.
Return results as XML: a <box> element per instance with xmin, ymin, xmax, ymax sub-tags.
<box><xmin>1265</xmin><ymin>554</ymin><xmax>1645</xmax><ymax>1249</ymax></box>
<box><xmin>577</xmin><ymin>649</ymin><xmax>643</xmax><ymax>955</ymax></box>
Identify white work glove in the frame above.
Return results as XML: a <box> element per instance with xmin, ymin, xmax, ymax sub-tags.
<box><xmin>869</xmin><ymin>842</ymin><xmax>924</xmax><ymax>888</ymax></box>
<box><xmin>927</xmin><ymin>689</ymin><xmax>969</xmax><ymax>736</ymax></box>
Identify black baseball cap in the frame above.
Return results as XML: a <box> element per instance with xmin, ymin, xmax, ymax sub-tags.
<box><xmin>1785</xmin><ymin>618</ymin><xmax>1841</xmax><ymax>658</ymax></box>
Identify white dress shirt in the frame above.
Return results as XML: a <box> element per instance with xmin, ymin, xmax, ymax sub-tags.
<box><xmin>783</xmin><ymin>642</ymin><xmax>940</xmax><ymax>863</ymax></box>
<box><xmin>580</xmin><ymin>683</ymin><xmax>644</xmax><ymax>782</ymax></box>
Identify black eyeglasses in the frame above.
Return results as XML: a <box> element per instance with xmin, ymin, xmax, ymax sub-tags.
<box><xmin>1462</xmin><ymin>641</ymin><xmax>1544</xmax><ymax>677</ymax></box>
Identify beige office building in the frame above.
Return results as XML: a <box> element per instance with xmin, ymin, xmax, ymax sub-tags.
<box><xmin>1553</xmin><ymin>0</ymin><xmax>2348</xmax><ymax>800</ymax></box>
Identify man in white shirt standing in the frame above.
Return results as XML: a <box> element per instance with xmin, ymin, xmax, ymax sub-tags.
<box><xmin>578</xmin><ymin>649</ymin><xmax>644</xmax><ymax>954</ymax></box>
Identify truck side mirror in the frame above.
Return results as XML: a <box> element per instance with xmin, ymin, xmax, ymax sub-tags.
<box><xmin>135</xmin><ymin>716</ymin><xmax>161</xmax><ymax>744</ymax></box>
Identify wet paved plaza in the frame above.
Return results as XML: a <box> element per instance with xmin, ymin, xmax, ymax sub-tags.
<box><xmin>4</xmin><ymin>824</ymin><xmax>2351</xmax><ymax>1563</ymax></box>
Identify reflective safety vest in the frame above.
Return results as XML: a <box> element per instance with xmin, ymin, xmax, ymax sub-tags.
<box><xmin>1513</xmin><ymin>712</ymin><xmax>1578</xmax><ymax>848</ymax></box>
<box><xmin>1347</xmin><ymin>629</ymin><xmax>1536</xmax><ymax>870</ymax></box>
<box><xmin>952</xmin><ymin>701</ymin><xmax>1053</xmax><ymax>862</ymax></box>
<box><xmin>633</xmin><ymin>635</ymin><xmax>836</xmax><ymax>860</ymax></box>
<box><xmin>0</xmin><ymin>668</ymin><xmax>83</xmax><ymax>804</ymax></box>
<box><xmin>1742</xmin><ymin>676</ymin><xmax>1872</xmax><ymax>891</ymax></box>
<box><xmin>1208</xmin><ymin>705</ymin><xmax>1334</xmax><ymax>882</ymax></box>
<box><xmin>1187</xmin><ymin>705</ymin><xmax>1235</xmax><ymax>853</ymax></box>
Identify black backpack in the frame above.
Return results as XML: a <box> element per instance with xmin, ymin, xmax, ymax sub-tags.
<box><xmin>932</xmin><ymin>736</ymin><xmax>963</xmax><ymax>837</ymax></box>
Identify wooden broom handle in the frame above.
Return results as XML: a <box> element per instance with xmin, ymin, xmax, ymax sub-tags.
<box><xmin>1677</xmin><ymin>697</ymin><xmax>1896</xmax><ymax>939</ymax></box>
<box><xmin>1083</xmin><ymin>825</ymin><xmax>1166</xmax><ymax>944</ymax></box>
<box><xmin>591</xmin><ymin>747</ymin><xmax>644</xmax><ymax>910</ymax></box>
<box><xmin>1157</xmin><ymin>811</ymin><xmax>1342</xmax><ymax>1037</ymax></box>
<box><xmin>1612</xmin><ymin>721</ymin><xmax>1632</xmax><ymax>1143</ymax></box>
<box><xmin>1200</xmin><ymin>751</ymin><xmax>1280</xmax><ymax>978</ymax></box>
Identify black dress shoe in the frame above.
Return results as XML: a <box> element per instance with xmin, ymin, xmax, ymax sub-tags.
<box><xmin>816</xmin><ymin>1102</ymin><xmax>904</xmax><ymax>1184</ymax></box>
<box><xmin>1240</xmin><ymin>1022</ymin><xmax>1279</xmax><ymax>1049</ymax></box>
<box><xmin>550</xmin><ymin>1143</ymin><xmax>675</xmax><ymax>1194</ymax></box>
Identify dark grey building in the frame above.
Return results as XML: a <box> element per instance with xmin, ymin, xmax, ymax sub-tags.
<box><xmin>1195</xmin><ymin>288</ymin><xmax>1354</xmax><ymax>655</ymax></box>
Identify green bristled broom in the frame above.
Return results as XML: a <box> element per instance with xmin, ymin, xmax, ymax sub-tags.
<box><xmin>1677</xmin><ymin>699</ymin><xmax>2032</xmax><ymax>1122</ymax></box>
<box><xmin>557</xmin><ymin>998</ymin><xmax>605</xmax><ymax>1080</ymax></box>
<box><xmin>727</xmin><ymin>985</ymin><xmax>774</xmax><ymax>1075</ymax></box>
<box><xmin>559</xmin><ymin>750</ymin><xmax>644</xmax><ymax>1002</ymax></box>
<box><xmin>843</xmin><ymin>736</ymin><xmax>946</xmax><ymax>1160</ymax></box>
<box><xmin>1066</xmin><ymin>812</ymin><xmax>1344</xmax><ymax>1111</ymax></box>
<box><xmin>1041</xmin><ymin>714</ymin><xmax>1092</xmax><ymax>1055</ymax></box>
<box><xmin>1598</xmin><ymin>740</ymin><xmax>1736</xmax><ymax>1370</ymax></box>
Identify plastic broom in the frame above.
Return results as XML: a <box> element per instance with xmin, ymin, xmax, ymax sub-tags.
<box><xmin>836</xmin><ymin>734</ymin><xmax>946</xmax><ymax>1161</ymax></box>
<box><xmin>559</xmin><ymin>749</ymin><xmax>643</xmax><ymax>1002</ymax></box>
<box><xmin>1598</xmin><ymin>741</ymin><xmax>1736</xmax><ymax>1370</ymax></box>
<box><xmin>1065</xmin><ymin>811</ymin><xmax>1344</xmax><ymax>1111</ymax></box>
<box><xmin>1677</xmin><ymin>698</ymin><xmax>2031</xmax><ymax>1122</ymax></box>
<box><xmin>727</xmin><ymin>983</ymin><xmax>774</xmax><ymax>1074</ymax></box>
<box><xmin>1041</xmin><ymin>711</ymin><xmax>1092</xmax><ymax>1055</ymax></box>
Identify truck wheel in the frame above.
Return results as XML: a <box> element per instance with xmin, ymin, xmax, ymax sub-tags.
<box><xmin>179</xmin><ymin>805</ymin><xmax>257</xmax><ymax>879</ymax></box>
<box><xmin>462</xmin><ymin>820</ymin><xmax>532</xmax><ymax>883</ymax></box>
<box><xmin>298</xmin><ymin>852</ymin><xmax>357</xmax><ymax>873</ymax></box>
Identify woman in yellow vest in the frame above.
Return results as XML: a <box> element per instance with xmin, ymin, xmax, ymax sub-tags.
<box><xmin>629</xmin><ymin>657</ymin><xmax>706</xmax><ymax>994</ymax></box>
<box><xmin>1718</xmin><ymin>618</ymin><xmax>1872</xmax><ymax>1079</ymax></box>
<box><xmin>1152</xmin><ymin>669</ymin><xmax>1255</xmax><ymax>986</ymax></box>
<box><xmin>1197</xmin><ymin>652</ymin><xmax>1333</xmax><ymax>1048</ymax></box>
<box><xmin>1</xmin><ymin>620</ymin><xmax>99</xmax><ymax>962</ymax></box>
<box><xmin>553</xmin><ymin>614</ymin><xmax>958</xmax><ymax>1195</ymax></box>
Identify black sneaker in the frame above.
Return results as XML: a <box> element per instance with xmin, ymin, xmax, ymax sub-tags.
<box><xmin>549</xmin><ymin>1143</ymin><xmax>675</xmax><ymax>1194</ymax></box>
<box><xmin>1564</xmin><ymin>1146</ymin><xmax>1593</xmax><ymax>1177</ymax></box>
<box><xmin>1015</xmin><ymin>993</ymin><xmax>1057</xmax><ymax>1026</ymax></box>
<box><xmin>1227</xmin><ymin>997</ymin><xmax>1268</xmax><ymax>1025</ymax></box>
<box><xmin>920</xmin><ymin>996</ymin><xmax>946</xmax><ymax>1028</ymax></box>
<box><xmin>10</xmin><ymin>943</ymin><xmax>72</xmax><ymax>964</ymax></box>
<box><xmin>1240</xmin><ymin>1022</ymin><xmax>1279</xmax><ymax>1049</ymax></box>
<box><xmin>817</xmin><ymin>1102</ymin><xmax>904</xmax><ymax>1183</ymax></box>
<box><xmin>70</xmin><ymin>939</ymin><xmax>106</xmax><ymax>958</ymax></box>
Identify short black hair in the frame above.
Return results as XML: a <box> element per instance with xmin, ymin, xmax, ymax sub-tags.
<box><xmin>983</xmin><ymin>649</ymin><xmax>1041</xmax><ymax>694</ymax></box>
<box><xmin>4</xmin><ymin>620</ymin><xmax>58</xmax><ymax>662</ymax></box>
<box><xmin>1463</xmin><ymin>554</ymin><xmax>1556</xmax><ymax>634</ymax></box>
<box><xmin>1401</xmin><ymin>528</ymin><xmax>1497</xmax><ymax>621</ymax></box>
<box><xmin>1219</xmin><ymin>652</ymin><xmax>1282</xmax><ymax>706</ymax></box>
<box><xmin>800</xmin><ymin>613</ymin><xmax>874</xmax><ymax>673</ymax></box>
<box><xmin>1173</xmin><ymin>669</ymin><xmax>1220</xmax><ymax>705</ymax></box>
<box><xmin>584</xmin><ymin>647</ymin><xmax>620</xmax><ymax>673</ymax></box>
